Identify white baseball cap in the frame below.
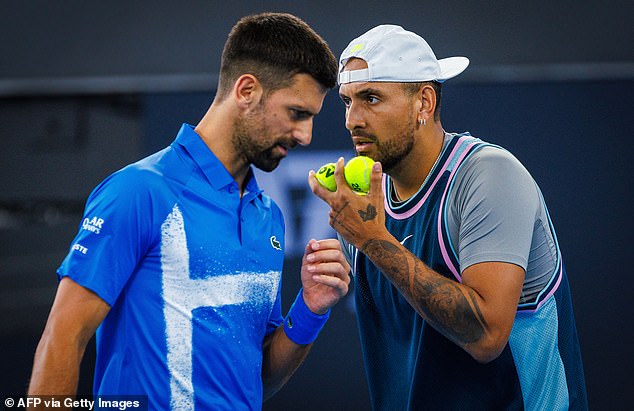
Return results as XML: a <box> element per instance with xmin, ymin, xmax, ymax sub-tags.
<box><xmin>338</xmin><ymin>24</ymin><xmax>469</xmax><ymax>85</ymax></box>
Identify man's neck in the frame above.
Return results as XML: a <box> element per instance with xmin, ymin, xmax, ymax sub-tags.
<box><xmin>194</xmin><ymin>102</ymin><xmax>251</xmax><ymax>190</ymax></box>
<box><xmin>389</xmin><ymin>123</ymin><xmax>445</xmax><ymax>201</ymax></box>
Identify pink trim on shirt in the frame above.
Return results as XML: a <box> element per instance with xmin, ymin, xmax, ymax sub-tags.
<box><xmin>436</xmin><ymin>141</ymin><xmax>482</xmax><ymax>282</ymax></box>
<box><xmin>385</xmin><ymin>136</ymin><xmax>473</xmax><ymax>220</ymax></box>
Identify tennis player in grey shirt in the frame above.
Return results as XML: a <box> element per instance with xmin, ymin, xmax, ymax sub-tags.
<box><xmin>310</xmin><ymin>24</ymin><xmax>588</xmax><ymax>410</ymax></box>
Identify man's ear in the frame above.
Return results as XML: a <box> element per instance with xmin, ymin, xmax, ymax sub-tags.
<box><xmin>419</xmin><ymin>84</ymin><xmax>436</xmax><ymax>122</ymax></box>
<box><xmin>233</xmin><ymin>74</ymin><xmax>264</xmax><ymax>110</ymax></box>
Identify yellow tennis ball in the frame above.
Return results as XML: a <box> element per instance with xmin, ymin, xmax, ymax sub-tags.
<box><xmin>315</xmin><ymin>162</ymin><xmax>337</xmax><ymax>191</ymax></box>
<box><xmin>345</xmin><ymin>156</ymin><xmax>374</xmax><ymax>195</ymax></box>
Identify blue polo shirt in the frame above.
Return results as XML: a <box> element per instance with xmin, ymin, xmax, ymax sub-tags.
<box><xmin>58</xmin><ymin>124</ymin><xmax>286</xmax><ymax>410</ymax></box>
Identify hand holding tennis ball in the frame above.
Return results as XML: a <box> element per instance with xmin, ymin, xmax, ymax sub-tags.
<box><xmin>314</xmin><ymin>156</ymin><xmax>374</xmax><ymax>195</ymax></box>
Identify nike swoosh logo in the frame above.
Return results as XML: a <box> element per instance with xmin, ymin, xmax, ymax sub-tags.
<box><xmin>400</xmin><ymin>234</ymin><xmax>413</xmax><ymax>245</ymax></box>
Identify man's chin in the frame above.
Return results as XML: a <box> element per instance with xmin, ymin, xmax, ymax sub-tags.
<box><xmin>253</xmin><ymin>158</ymin><xmax>282</xmax><ymax>173</ymax></box>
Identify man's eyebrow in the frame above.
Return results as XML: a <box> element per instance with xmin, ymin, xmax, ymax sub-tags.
<box><xmin>340</xmin><ymin>87</ymin><xmax>384</xmax><ymax>99</ymax></box>
<box><xmin>290</xmin><ymin>106</ymin><xmax>317</xmax><ymax>117</ymax></box>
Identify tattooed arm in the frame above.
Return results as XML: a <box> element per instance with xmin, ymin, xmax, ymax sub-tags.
<box><xmin>361</xmin><ymin>238</ymin><xmax>524</xmax><ymax>363</ymax></box>
<box><xmin>309</xmin><ymin>159</ymin><xmax>524</xmax><ymax>363</ymax></box>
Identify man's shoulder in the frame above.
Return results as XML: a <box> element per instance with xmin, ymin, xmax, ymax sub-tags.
<box><xmin>447</xmin><ymin>142</ymin><xmax>538</xmax><ymax>214</ymax></box>
<box><xmin>121</xmin><ymin>145</ymin><xmax>193</xmax><ymax>186</ymax></box>
<box><xmin>89</xmin><ymin>147</ymin><xmax>181</xmax><ymax>203</ymax></box>
<box><xmin>458</xmin><ymin>144</ymin><xmax>530</xmax><ymax>181</ymax></box>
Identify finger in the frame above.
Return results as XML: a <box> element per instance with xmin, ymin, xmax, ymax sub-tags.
<box><xmin>308</xmin><ymin>170</ymin><xmax>332</xmax><ymax>201</ymax></box>
<box><xmin>306</xmin><ymin>248</ymin><xmax>340</xmax><ymax>262</ymax></box>
<box><xmin>308</xmin><ymin>240</ymin><xmax>348</xmax><ymax>267</ymax></box>
<box><xmin>310</xmin><ymin>273</ymin><xmax>350</xmax><ymax>292</ymax></box>
<box><xmin>332</xmin><ymin>157</ymin><xmax>352</xmax><ymax>194</ymax></box>
<box><xmin>368</xmin><ymin>161</ymin><xmax>384</xmax><ymax>199</ymax></box>
<box><xmin>306</xmin><ymin>250</ymin><xmax>348</xmax><ymax>270</ymax></box>
<box><xmin>302</xmin><ymin>239</ymin><xmax>317</xmax><ymax>260</ymax></box>
<box><xmin>307</xmin><ymin>261</ymin><xmax>350</xmax><ymax>281</ymax></box>
<box><xmin>304</xmin><ymin>239</ymin><xmax>347</xmax><ymax>267</ymax></box>
<box><xmin>309</xmin><ymin>238</ymin><xmax>342</xmax><ymax>252</ymax></box>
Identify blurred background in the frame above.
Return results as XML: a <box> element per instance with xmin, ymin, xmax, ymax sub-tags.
<box><xmin>1</xmin><ymin>1</ymin><xmax>632</xmax><ymax>409</ymax></box>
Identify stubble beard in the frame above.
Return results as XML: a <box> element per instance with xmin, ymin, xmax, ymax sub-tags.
<box><xmin>232</xmin><ymin>104</ymin><xmax>284</xmax><ymax>173</ymax></box>
<box><xmin>359</xmin><ymin>111</ymin><xmax>416</xmax><ymax>173</ymax></box>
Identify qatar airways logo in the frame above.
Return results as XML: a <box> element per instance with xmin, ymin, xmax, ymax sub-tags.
<box><xmin>82</xmin><ymin>216</ymin><xmax>104</xmax><ymax>234</ymax></box>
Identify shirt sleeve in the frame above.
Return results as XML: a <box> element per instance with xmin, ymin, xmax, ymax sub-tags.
<box><xmin>447</xmin><ymin>146</ymin><xmax>540</xmax><ymax>273</ymax></box>
<box><xmin>57</xmin><ymin>167</ymin><xmax>155</xmax><ymax>306</ymax></box>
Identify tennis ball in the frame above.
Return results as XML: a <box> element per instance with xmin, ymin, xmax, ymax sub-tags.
<box><xmin>315</xmin><ymin>162</ymin><xmax>337</xmax><ymax>191</ymax></box>
<box><xmin>345</xmin><ymin>156</ymin><xmax>374</xmax><ymax>195</ymax></box>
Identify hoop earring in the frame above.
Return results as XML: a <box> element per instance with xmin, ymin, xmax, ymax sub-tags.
<box><xmin>418</xmin><ymin>118</ymin><xmax>423</xmax><ymax>126</ymax></box>
<box><xmin>423</xmin><ymin>118</ymin><xmax>427</xmax><ymax>126</ymax></box>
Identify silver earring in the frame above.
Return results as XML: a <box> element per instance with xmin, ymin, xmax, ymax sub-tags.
<box><xmin>423</xmin><ymin>118</ymin><xmax>427</xmax><ymax>126</ymax></box>
<box><xmin>418</xmin><ymin>118</ymin><xmax>423</xmax><ymax>126</ymax></box>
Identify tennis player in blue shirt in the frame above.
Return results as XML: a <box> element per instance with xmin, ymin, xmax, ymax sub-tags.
<box><xmin>28</xmin><ymin>13</ymin><xmax>350</xmax><ymax>410</ymax></box>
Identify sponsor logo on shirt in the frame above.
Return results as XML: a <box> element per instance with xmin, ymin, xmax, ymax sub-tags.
<box><xmin>400</xmin><ymin>234</ymin><xmax>413</xmax><ymax>245</ymax></box>
<box><xmin>270</xmin><ymin>235</ymin><xmax>282</xmax><ymax>251</ymax></box>
<box><xmin>72</xmin><ymin>243</ymin><xmax>88</xmax><ymax>255</ymax></box>
<box><xmin>82</xmin><ymin>216</ymin><xmax>104</xmax><ymax>234</ymax></box>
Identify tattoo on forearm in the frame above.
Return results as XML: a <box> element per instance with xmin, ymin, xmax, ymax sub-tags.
<box><xmin>362</xmin><ymin>239</ymin><xmax>487</xmax><ymax>345</ymax></box>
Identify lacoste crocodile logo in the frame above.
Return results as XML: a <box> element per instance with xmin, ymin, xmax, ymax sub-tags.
<box><xmin>270</xmin><ymin>236</ymin><xmax>282</xmax><ymax>251</ymax></box>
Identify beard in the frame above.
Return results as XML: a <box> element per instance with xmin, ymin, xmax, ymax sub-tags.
<box><xmin>354</xmin><ymin>110</ymin><xmax>416</xmax><ymax>173</ymax></box>
<box><xmin>232</xmin><ymin>103</ymin><xmax>291</xmax><ymax>173</ymax></box>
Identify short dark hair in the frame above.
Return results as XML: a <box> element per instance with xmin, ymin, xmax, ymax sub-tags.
<box><xmin>402</xmin><ymin>81</ymin><xmax>443</xmax><ymax>121</ymax></box>
<box><xmin>216</xmin><ymin>13</ymin><xmax>338</xmax><ymax>101</ymax></box>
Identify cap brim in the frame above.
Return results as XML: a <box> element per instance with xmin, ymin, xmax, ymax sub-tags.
<box><xmin>437</xmin><ymin>56</ymin><xmax>470</xmax><ymax>82</ymax></box>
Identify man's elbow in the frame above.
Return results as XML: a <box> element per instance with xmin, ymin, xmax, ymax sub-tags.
<box><xmin>466</xmin><ymin>334</ymin><xmax>509</xmax><ymax>364</ymax></box>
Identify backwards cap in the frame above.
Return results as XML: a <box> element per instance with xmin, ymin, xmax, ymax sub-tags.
<box><xmin>339</xmin><ymin>24</ymin><xmax>469</xmax><ymax>85</ymax></box>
